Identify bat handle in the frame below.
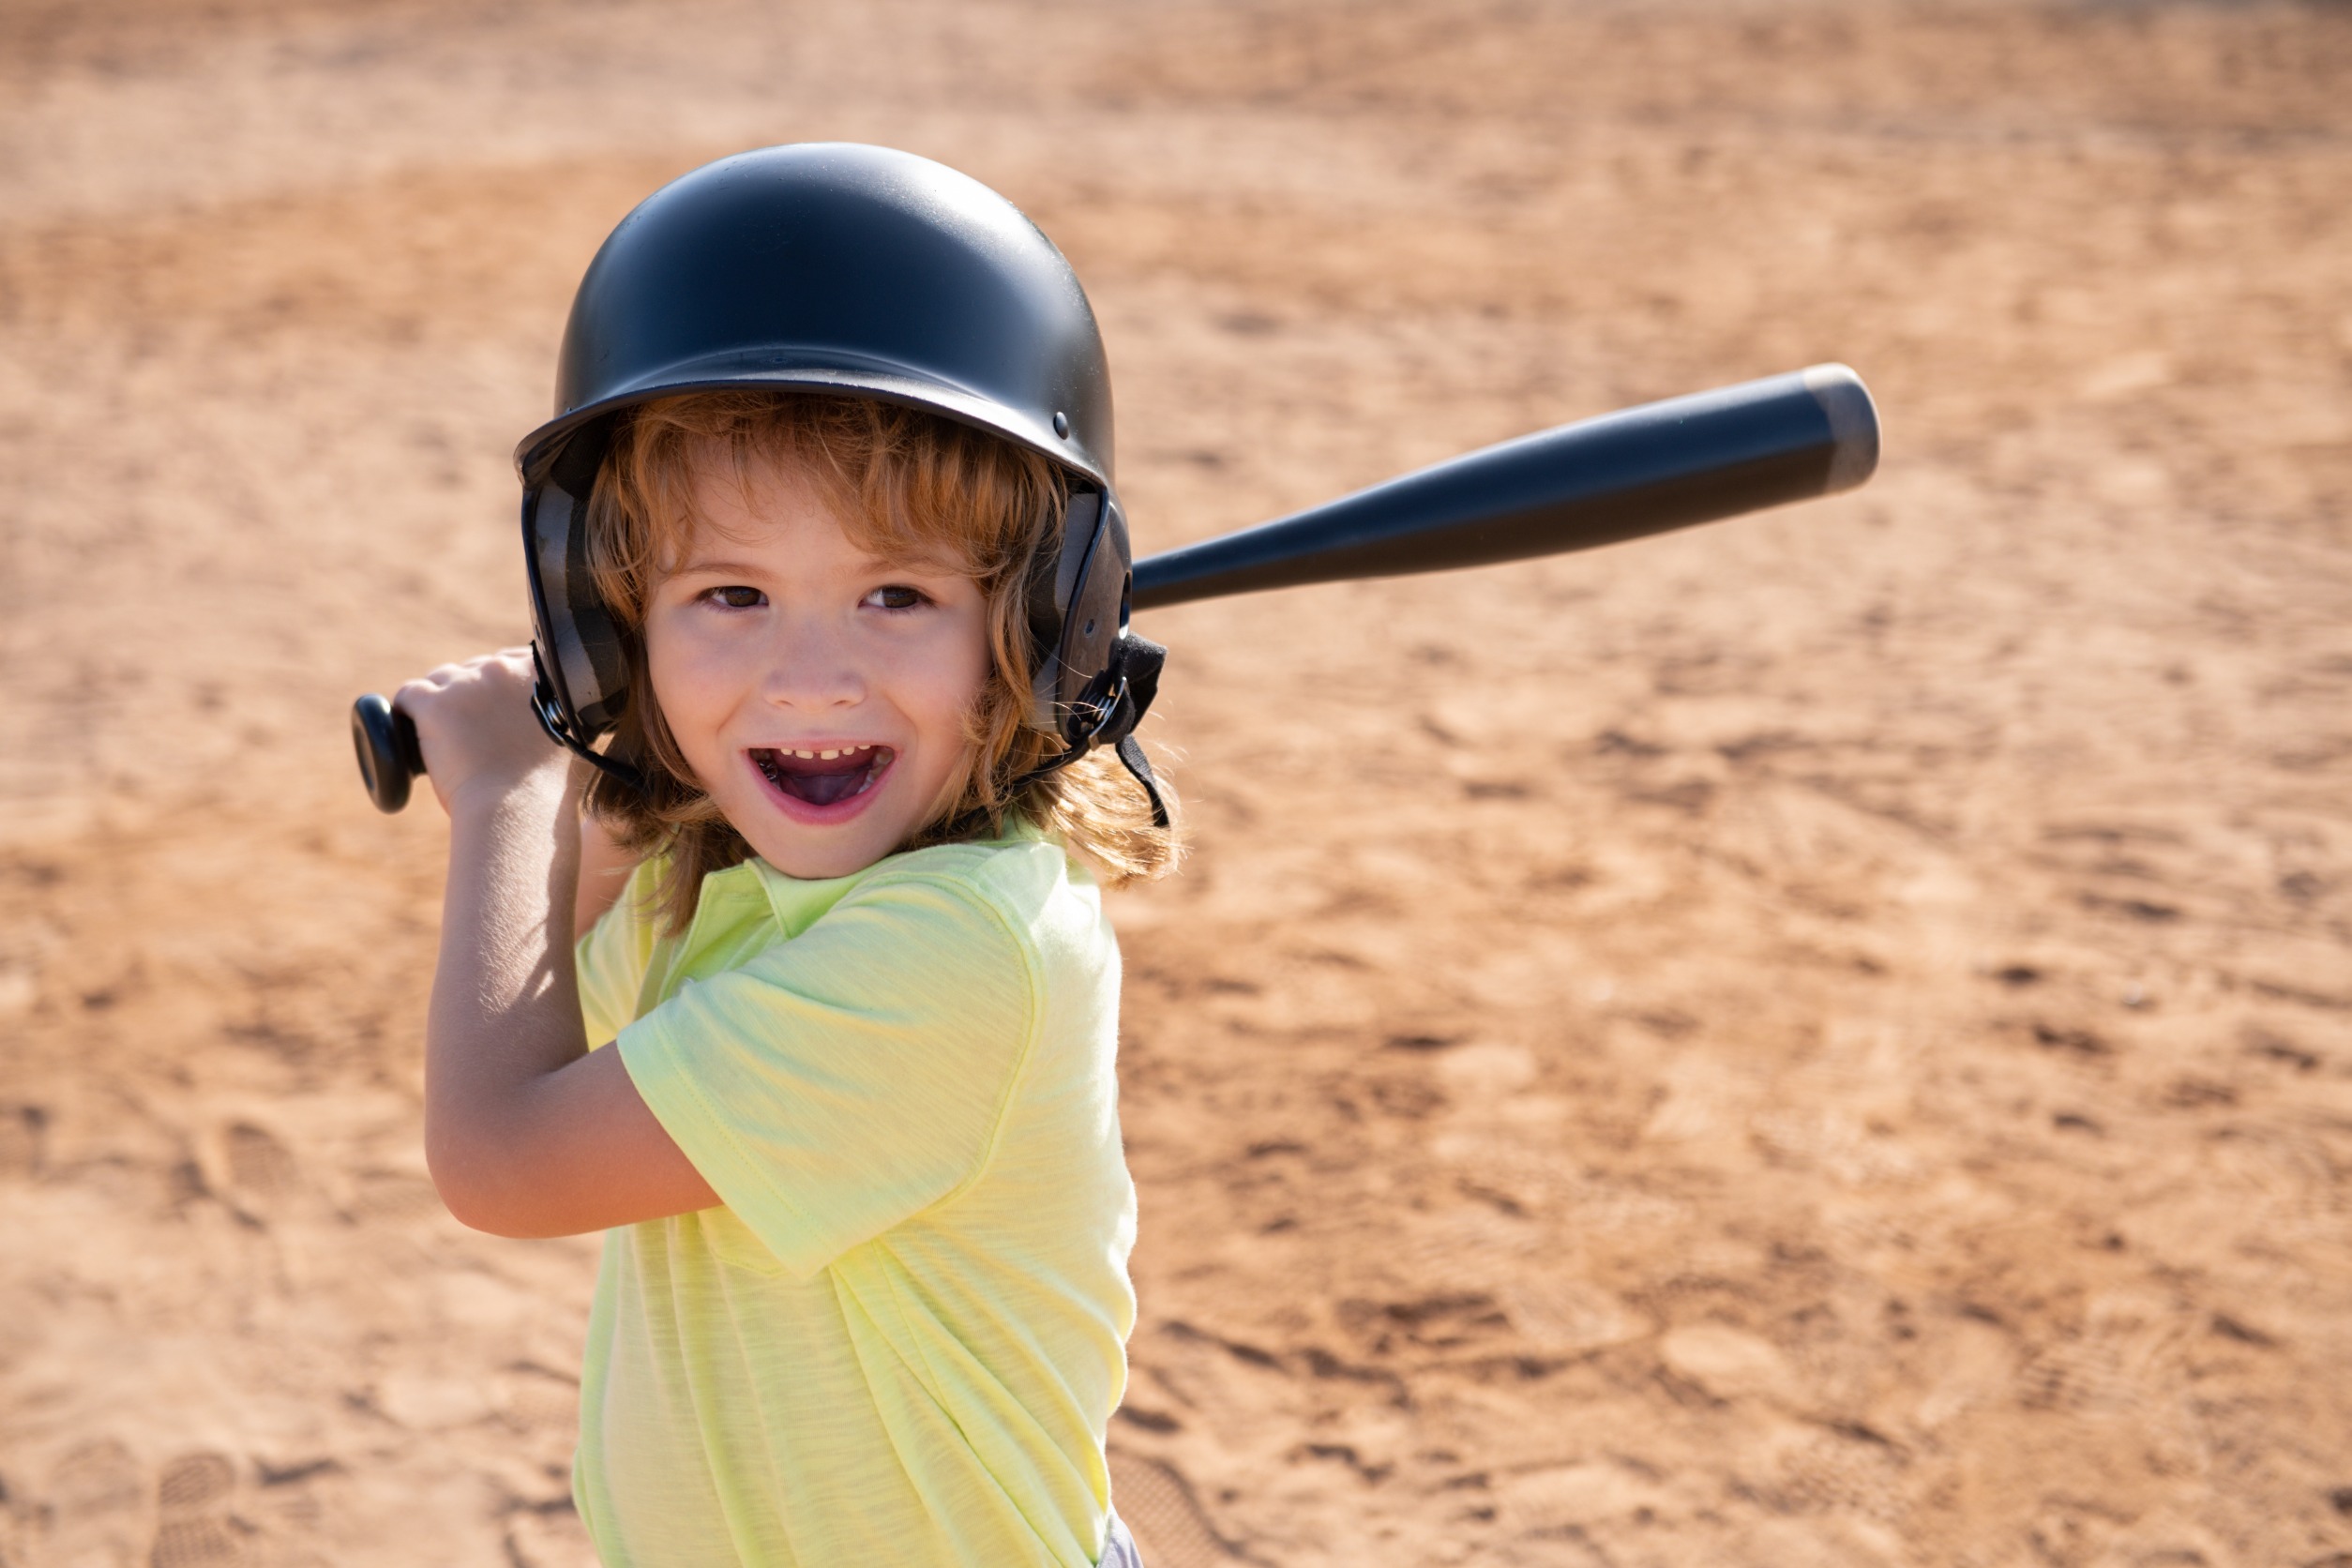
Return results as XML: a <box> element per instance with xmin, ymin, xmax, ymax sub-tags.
<box><xmin>351</xmin><ymin>693</ymin><xmax>425</xmax><ymax>813</ymax></box>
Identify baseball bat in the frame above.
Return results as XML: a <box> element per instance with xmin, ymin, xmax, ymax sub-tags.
<box><xmin>1130</xmin><ymin>363</ymin><xmax>1876</xmax><ymax>609</ymax></box>
<box><xmin>351</xmin><ymin>364</ymin><xmax>1877</xmax><ymax>810</ymax></box>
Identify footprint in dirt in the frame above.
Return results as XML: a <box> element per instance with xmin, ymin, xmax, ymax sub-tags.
<box><xmin>152</xmin><ymin>1452</ymin><xmax>244</xmax><ymax>1567</ymax></box>
<box><xmin>217</xmin><ymin>1121</ymin><xmax>298</xmax><ymax>1224</ymax></box>
<box><xmin>1108</xmin><ymin>1449</ymin><xmax>1240</xmax><ymax>1566</ymax></box>
<box><xmin>224</xmin><ymin>1123</ymin><xmax>295</xmax><ymax>1199</ymax></box>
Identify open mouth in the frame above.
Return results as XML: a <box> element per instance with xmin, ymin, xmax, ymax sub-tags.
<box><xmin>750</xmin><ymin>744</ymin><xmax>894</xmax><ymax>808</ymax></box>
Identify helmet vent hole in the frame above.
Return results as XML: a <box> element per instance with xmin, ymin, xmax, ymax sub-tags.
<box><xmin>1084</xmin><ymin>619</ymin><xmax>1096</xmax><ymax>636</ymax></box>
<box><xmin>1052</xmin><ymin>411</ymin><xmax>1071</xmax><ymax>439</ymax></box>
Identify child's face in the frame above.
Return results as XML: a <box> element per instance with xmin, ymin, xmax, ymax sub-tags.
<box><xmin>642</xmin><ymin>447</ymin><xmax>992</xmax><ymax>880</ymax></box>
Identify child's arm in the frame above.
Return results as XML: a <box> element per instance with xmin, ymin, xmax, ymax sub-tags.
<box><xmin>400</xmin><ymin>648</ymin><xmax>718</xmax><ymax>1239</ymax></box>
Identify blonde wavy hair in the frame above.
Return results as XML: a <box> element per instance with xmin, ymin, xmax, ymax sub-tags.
<box><xmin>579</xmin><ymin>391</ymin><xmax>1180</xmax><ymax>931</ymax></box>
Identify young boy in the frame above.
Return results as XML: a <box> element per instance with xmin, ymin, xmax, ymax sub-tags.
<box><xmin>394</xmin><ymin>145</ymin><xmax>1172</xmax><ymax>1566</ymax></box>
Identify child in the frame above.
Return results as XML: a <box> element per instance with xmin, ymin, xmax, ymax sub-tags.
<box><xmin>395</xmin><ymin>145</ymin><xmax>1174</xmax><ymax>1566</ymax></box>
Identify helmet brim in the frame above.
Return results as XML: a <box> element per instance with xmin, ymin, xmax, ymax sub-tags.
<box><xmin>513</xmin><ymin>352</ymin><xmax>1110</xmax><ymax>492</ymax></box>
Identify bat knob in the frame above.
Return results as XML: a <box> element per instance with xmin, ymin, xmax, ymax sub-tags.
<box><xmin>351</xmin><ymin>693</ymin><xmax>425</xmax><ymax>813</ymax></box>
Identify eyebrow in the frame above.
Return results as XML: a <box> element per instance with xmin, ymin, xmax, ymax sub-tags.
<box><xmin>669</xmin><ymin>555</ymin><xmax>963</xmax><ymax>580</ymax></box>
<box><xmin>670</xmin><ymin>558</ymin><xmax>767</xmax><ymax>579</ymax></box>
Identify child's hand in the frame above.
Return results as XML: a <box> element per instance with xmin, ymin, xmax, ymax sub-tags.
<box><xmin>397</xmin><ymin>648</ymin><xmax>566</xmax><ymax>816</ymax></box>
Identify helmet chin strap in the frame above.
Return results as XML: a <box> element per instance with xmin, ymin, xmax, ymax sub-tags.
<box><xmin>531</xmin><ymin>643</ymin><xmax>651</xmax><ymax>796</ymax></box>
<box><xmin>973</xmin><ymin>632</ymin><xmax>1170</xmax><ymax>834</ymax></box>
<box><xmin>1111</xmin><ymin>733</ymin><xmax>1169</xmax><ymax>829</ymax></box>
<box><xmin>1029</xmin><ymin>632</ymin><xmax>1169</xmax><ymax>826</ymax></box>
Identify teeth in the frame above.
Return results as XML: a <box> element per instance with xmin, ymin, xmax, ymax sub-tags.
<box><xmin>819</xmin><ymin>749</ymin><xmax>839</xmax><ymax>760</ymax></box>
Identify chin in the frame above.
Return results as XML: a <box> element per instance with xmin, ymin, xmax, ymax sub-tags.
<box><xmin>732</xmin><ymin>819</ymin><xmax>887</xmax><ymax>882</ymax></box>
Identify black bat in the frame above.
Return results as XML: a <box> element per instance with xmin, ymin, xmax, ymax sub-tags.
<box><xmin>1131</xmin><ymin>363</ymin><xmax>1875</xmax><ymax>608</ymax></box>
<box><xmin>351</xmin><ymin>364</ymin><xmax>1877</xmax><ymax>809</ymax></box>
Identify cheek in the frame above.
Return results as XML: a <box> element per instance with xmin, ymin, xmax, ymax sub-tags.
<box><xmin>641</xmin><ymin>610</ymin><xmax>728</xmax><ymax>751</ymax></box>
<box><xmin>877</xmin><ymin>605</ymin><xmax>992</xmax><ymax>752</ymax></box>
<box><xmin>926</xmin><ymin>604</ymin><xmax>994</xmax><ymax>726</ymax></box>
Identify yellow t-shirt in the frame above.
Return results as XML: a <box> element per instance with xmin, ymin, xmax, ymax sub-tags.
<box><xmin>571</xmin><ymin>834</ymin><xmax>1137</xmax><ymax>1567</ymax></box>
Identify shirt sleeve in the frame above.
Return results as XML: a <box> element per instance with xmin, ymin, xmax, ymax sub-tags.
<box><xmin>614</xmin><ymin>869</ymin><xmax>1042</xmax><ymax>1279</ymax></box>
<box><xmin>576</xmin><ymin>861</ymin><xmax>658</xmax><ymax>1050</ymax></box>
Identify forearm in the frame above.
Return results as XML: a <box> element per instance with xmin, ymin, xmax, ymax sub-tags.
<box><xmin>397</xmin><ymin>648</ymin><xmax>714</xmax><ymax>1237</ymax></box>
<box><xmin>425</xmin><ymin>762</ymin><xmax>586</xmax><ymax>1220</ymax></box>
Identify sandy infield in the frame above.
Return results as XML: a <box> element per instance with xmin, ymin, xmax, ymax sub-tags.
<box><xmin>2</xmin><ymin>2</ymin><xmax>2348</xmax><ymax>1563</ymax></box>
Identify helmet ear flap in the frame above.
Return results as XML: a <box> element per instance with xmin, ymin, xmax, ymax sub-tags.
<box><xmin>1030</xmin><ymin>489</ymin><xmax>1132</xmax><ymax>742</ymax></box>
<box><xmin>523</xmin><ymin>425</ymin><xmax>631</xmax><ymax>743</ymax></box>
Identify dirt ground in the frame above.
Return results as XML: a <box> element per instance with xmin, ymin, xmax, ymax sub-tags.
<box><xmin>3</xmin><ymin>1</ymin><xmax>2349</xmax><ymax>1564</ymax></box>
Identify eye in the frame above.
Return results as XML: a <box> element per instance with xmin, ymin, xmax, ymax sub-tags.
<box><xmin>863</xmin><ymin>584</ymin><xmax>927</xmax><ymax>611</ymax></box>
<box><xmin>702</xmin><ymin>585</ymin><xmax>764</xmax><ymax>610</ymax></box>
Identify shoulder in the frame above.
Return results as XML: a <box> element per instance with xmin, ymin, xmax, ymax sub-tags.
<box><xmin>813</xmin><ymin>838</ymin><xmax>1114</xmax><ymax>1010</ymax></box>
<box><xmin>577</xmin><ymin>858</ymin><xmax>666</xmax><ymax>1045</ymax></box>
<box><xmin>847</xmin><ymin>837</ymin><xmax>1099</xmax><ymax>945</ymax></box>
<box><xmin>580</xmin><ymin>858</ymin><xmax>669</xmax><ymax>978</ymax></box>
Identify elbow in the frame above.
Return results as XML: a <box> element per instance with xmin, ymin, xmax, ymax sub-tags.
<box><xmin>430</xmin><ymin>1180</ymin><xmax>518</xmax><ymax>1238</ymax></box>
<box><xmin>430</xmin><ymin>1171</ymin><xmax>549</xmax><ymax>1240</ymax></box>
<box><xmin>425</xmin><ymin>1150</ymin><xmax>504</xmax><ymax>1235</ymax></box>
<box><xmin>426</xmin><ymin>1124</ymin><xmax>549</xmax><ymax>1239</ymax></box>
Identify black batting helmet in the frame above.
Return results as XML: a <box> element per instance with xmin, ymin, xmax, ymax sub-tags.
<box><xmin>515</xmin><ymin>142</ymin><xmax>1163</xmax><ymax>822</ymax></box>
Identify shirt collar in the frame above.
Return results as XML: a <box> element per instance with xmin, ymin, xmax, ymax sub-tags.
<box><xmin>729</xmin><ymin>820</ymin><xmax>1048</xmax><ymax>939</ymax></box>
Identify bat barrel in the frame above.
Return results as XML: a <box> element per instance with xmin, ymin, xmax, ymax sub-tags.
<box><xmin>1130</xmin><ymin>363</ymin><xmax>1877</xmax><ymax>611</ymax></box>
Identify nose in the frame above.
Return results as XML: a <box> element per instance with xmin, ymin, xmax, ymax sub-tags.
<box><xmin>757</xmin><ymin>611</ymin><xmax>866</xmax><ymax>712</ymax></box>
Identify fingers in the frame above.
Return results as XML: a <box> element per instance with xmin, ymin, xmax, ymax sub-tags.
<box><xmin>386</xmin><ymin>648</ymin><xmax>562</xmax><ymax>816</ymax></box>
<box><xmin>397</xmin><ymin>649</ymin><xmax>537</xmax><ymax>710</ymax></box>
